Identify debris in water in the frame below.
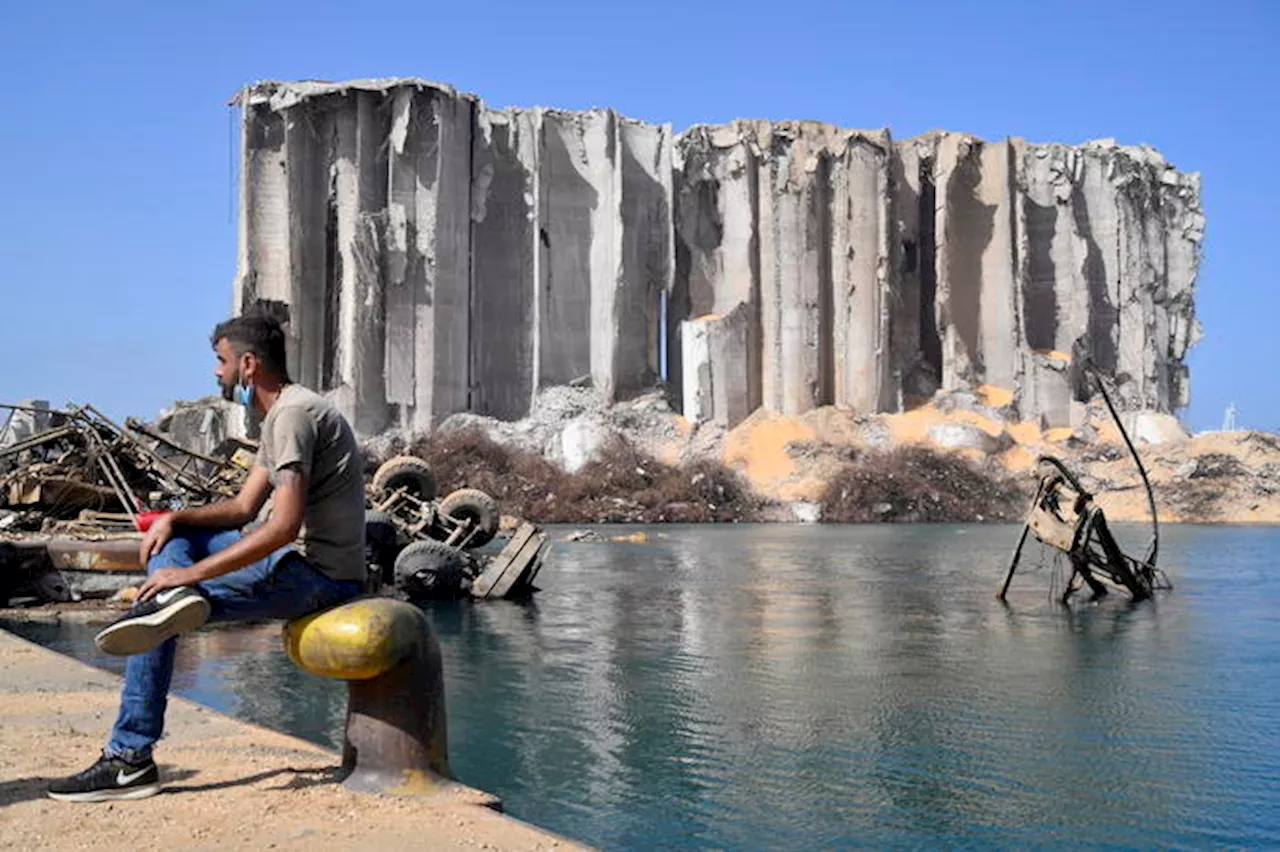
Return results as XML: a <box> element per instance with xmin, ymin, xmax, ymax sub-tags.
<box><xmin>997</xmin><ymin>364</ymin><xmax>1174</xmax><ymax>604</ymax></box>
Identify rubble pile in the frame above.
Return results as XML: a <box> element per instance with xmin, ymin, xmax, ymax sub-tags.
<box><xmin>0</xmin><ymin>402</ymin><xmax>251</xmax><ymax>536</ymax></box>
<box><xmin>0</xmin><ymin>402</ymin><xmax>259</xmax><ymax>607</ymax></box>
<box><xmin>366</xmin><ymin>423</ymin><xmax>760</xmax><ymax>524</ymax></box>
<box><xmin>820</xmin><ymin>447</ymin><xmax>1026</xmax><ymax>524</ymax></box>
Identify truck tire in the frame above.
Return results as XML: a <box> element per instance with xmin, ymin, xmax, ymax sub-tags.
<box><xmin>0</xmin><ymin>543</ymin><xmax>17</xmax><ymax>607</ymax></box>
<box><xmin>364</xmin><ymin>510</ymin><xmax>400</xmax><ymax>584</ymax></box>
<box><xmin>438</xmin><ymin>488</ymin><xmax>500</xmax><ymax>549</ymax></box>
<box><xmin>372</xmin><ymin>455</ymin><xmax>437</xmax><ymax>501</ymax></box>
<box><xmin>394</xmin><ymin>540</ymin><xmax>465</xmax><ymax>599</ymax></box>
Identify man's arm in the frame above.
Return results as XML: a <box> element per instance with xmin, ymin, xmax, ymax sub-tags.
<box><xmin>138</xmin><ymin>404</ymin><xmax>320</xmax><ymax>601</ymax></box>
<box><xmin>171</xmin><ymin>466</ymin><xmax>274</xmax><ymax>530</ymax></box>
<box><xmin>138</xmin><ymin>465</ymin><xmax>309</xmax><ymax>599</ymax></box>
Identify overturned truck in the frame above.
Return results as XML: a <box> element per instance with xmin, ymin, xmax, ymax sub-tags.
<box><xmin>363</xmin><ymin>455</ymin><xmax>549</xmax><ymax>601</ymax></box>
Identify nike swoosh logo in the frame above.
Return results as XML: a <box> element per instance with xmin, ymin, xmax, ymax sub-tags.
<box><xmin>154</xmin><ymin>588</ymin><xmax>185</xmax><ymax>605</ymax></box>
<box><xmin>116</xmin><ymin>767</ymin><xmax>150</xmax><ymax>785</ymax></box>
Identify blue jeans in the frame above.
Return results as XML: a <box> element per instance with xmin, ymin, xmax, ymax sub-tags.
<box><xmin>104</xmin><ymin>529</ymin><xmax>363</xmax><ymax>762</ymax></box>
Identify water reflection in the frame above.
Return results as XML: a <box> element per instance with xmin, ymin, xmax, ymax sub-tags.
<box><xmin>6</xmin><ymin>524</ymin><xmax>1280</xmax><ymax>850</ymax></box>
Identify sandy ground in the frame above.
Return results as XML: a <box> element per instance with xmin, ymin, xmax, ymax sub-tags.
<box><xmin>0</xmin><ymin>629</ymin><xmax>586</xmax><ymax>851</ymax></box>
<box><xmin>716</xmin><ymin>397</ymin><xmax>1280</xmax><ymax>524</ymax></box>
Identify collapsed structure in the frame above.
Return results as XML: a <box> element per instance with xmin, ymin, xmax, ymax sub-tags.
<box><xmin>233</xmin><ymin>78</ymin><xmax>1202</xmax><ymax>435</ymax></box>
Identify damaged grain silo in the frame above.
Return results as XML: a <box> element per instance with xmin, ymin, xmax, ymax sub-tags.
<box><xmin>231</xmin><ymin>77</ymin><xmax>1203</xmax><ymax>436</ymax></box>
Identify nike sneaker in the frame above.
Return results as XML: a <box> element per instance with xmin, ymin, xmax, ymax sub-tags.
<box><xmin>47</xmin><ymin>753</ymin><xmax>161</xmax><ymax>802</ymax></box>
<box><xmin>94</xmin><ymin>586</ymin><xmax>211</xmax><ymax>656</ymax></box>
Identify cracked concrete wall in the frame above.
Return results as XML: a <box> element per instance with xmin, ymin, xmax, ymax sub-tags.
<box><xmin>235</xmin><ymin>78</ymin><xmax>1201</xmax><ymax>437</ymax></box>
<box><xmin>672</xmin><ymin>125</ymin><xmax>761</xmax><ymax>419</ymax></box>
<box><xmin>680</xmin><ymin>304</ymin><xmax>751</xmax><ymax>428</ymax></box>
<box><xmin>616</xmin><ymin>119</ymin><xmax>673</xmax><ymax>400</ymax></box>
<box><xmin>472</xmin><ymin>106</ymin><xmax>539</xmax><ymax>422</ymax></box>
<box><xmin>753</xmin><ymin>121</ymin><xmax>835</xmax><ymax>417</ymax></box>
<box><xmin>829</xmin><ymin>129</ymin><xmax>894</xmax><ymax>415</ymax></box>
<box><xmin>234</xmin><ymin>79</ymin><xmax>675</xmax><ymax>433</ymax></box>
<box><xmin>671</xmin><ymin>124</ymin><xmax>1200</xmax><ymax>426</ymax></box>
<box><xmin>1011</xmin><ymin>138</ymin><xmax>1203</xmax><ymax>424</ymax></box>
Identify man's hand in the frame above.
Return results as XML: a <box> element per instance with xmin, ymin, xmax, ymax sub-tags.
<box><xmin>137</xmin><ymin>567</ymin><xmax>196</xmax><ymax>602</ymax></box>
<box><xmin>139</xmin><ymin>513</ymin><xmax>176</xmax><ymax>565</ymax></box>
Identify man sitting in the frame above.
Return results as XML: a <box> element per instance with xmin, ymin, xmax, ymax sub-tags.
<box><xmin>48</xmin><ymin>312</ymin><xmax>367</xmax><ymax>802</ymax></box>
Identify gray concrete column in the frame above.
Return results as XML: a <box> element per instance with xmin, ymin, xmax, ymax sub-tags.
<box><xmin>470</xmin><ymin>106</ymin><xmax>539</xmax><ymax>421</ymax></box>
<box><xmin>829</xmin><ymin>130</ymin><xmax>894</xmax><ymax>414</ymax></box>
<box><xmin>755</xmin><ymin>121</ymin><xmax>833</xmax><ymax>416</ymax></box>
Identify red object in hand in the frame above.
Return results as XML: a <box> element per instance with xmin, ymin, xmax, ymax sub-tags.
<box><xmin>135</xmin><ymin>510</ymin><xmax>172</xmax><ymax>533</ymax></box>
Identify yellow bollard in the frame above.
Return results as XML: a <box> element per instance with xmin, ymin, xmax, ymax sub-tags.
<box><xmin>283</xmin><ymin>597</ymin><xmax>452</xmax><ymax>795</ymax></box>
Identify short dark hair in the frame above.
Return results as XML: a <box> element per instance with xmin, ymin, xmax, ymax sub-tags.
<box><xmin>210</xmin><ymin>311</ymin><xmax>290</xmax><ymax>379</ymax></box>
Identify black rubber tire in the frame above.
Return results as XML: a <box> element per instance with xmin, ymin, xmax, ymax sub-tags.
<box><xmin>364</xmin><ymin>509</ymin><xmax>400</xmax><ymax>583</ymax></box>
<box><xmin>394</xmin><ymin>540</ymin><xmax>465</xmax><ymax>599</ymax></box>
<box><xmin>32</xmin><ymin>568</ymin><xmax>74</xmax><ymax>603</ymax></box>
<box><xmin>0</xmin><ymin>543</ymin><xmax>17</xmax><ymax>607</ymax></box>
<box><xmin>372</xmin><ymin>455</ymin><xmax>437</xmax><ymax>501</ymax></box>
<box><xmin>437</xmin><ymin>488</ymin><xmax>500</xmax><ymax>549</ymax></box>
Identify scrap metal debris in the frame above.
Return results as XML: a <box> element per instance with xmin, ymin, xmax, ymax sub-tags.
<box><xmin>0</xmin><ymin>403</ymin><xmax>252</xmax><ymax>526</ymax></box>
<box><xmin>0</xmin><ymin>401</ymin><xmax>549</xmax><ymax>607</ymax></box>
<box><xmin>998</xmin><ymin>365</ymin><xmax>1174</xmax><ymax>604</ymax></box>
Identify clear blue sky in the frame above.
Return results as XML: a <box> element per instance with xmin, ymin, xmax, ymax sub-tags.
<box><xmin>0</xmin><ymin>0</ymin><xmax>1274</xmax><ymax>432</ymax></box>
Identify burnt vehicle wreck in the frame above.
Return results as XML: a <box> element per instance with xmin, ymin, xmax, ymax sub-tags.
<box><xmin>998</xmin><ymin>365</ymin><xmax>1174</xmax><ymax>605</ymax></box>
<box><xmin>363</xmin><ymin>455</ymin><xmax>549</xmax><ymax>602</ymax></box>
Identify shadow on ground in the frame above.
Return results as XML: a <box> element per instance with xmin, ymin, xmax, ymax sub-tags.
<box><xmin>164</xmin><ymin>766</ymin><xmax>340</xmax><ymax>794</ymax></box>
<box><xmin>0</xmin><ymin>765</ymin><xmax>338</xmax><ymax>807</ymax></box>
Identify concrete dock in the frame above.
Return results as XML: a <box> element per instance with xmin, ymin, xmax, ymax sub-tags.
<box><xmin>0</xmin><ymin>626</ymin><xmax>584</xmax><ymax>851</ymax></box>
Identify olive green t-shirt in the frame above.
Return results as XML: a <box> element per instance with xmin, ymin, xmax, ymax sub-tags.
<box><xmin>254</xmin><ymin>384</ymin><xmax>366</xmax><ymax>583</ymax></box>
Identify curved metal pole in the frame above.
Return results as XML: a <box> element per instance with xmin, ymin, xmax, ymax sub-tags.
<box><xmin>1085</xmin><ymin>363</ymin><xmax>1159</xmax><ymax>567</ymax></box>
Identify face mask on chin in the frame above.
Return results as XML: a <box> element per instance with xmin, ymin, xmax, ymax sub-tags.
<box><xmin>222</xmin><ymin>364</ymin><xmax>255</xmax><ymax>408</ymax></box>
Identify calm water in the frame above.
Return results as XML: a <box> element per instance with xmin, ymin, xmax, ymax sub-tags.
<box><xmin>6</xmin><ymin>524</ymin><xmax>1280</xmax><ymax>850</ymax></box>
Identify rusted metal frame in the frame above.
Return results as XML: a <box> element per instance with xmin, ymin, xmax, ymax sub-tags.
<box><xmin>93</xmin><ymin>454</ymin><xmax>137</xmax><ymax>522</ymax></box>
<box><xmin>997</xmin><ymin>524</ymin><xmax>1030</xmax><ymax>602</ymax></box>
<box><xmin>374</xmin><ymin>488</ymin><xmax>433</xmax><ymax>539</ymax></box>
<box><xmin>115</xmin><ymin>440</ymin><xmax>211</xmax><ymax>503</ymax></box>
<box><xmin>105</xmin><ymin>435</ymin><xmax>189</xmax><ymax>495</ymax></box>
<box><xmin>124</xmin><ymin>418</ymin><xmax>229</xmax><ymax>468</ymax></box>
<box><xmin>442</xmin><ymin>519</ymin><xmax>476</xmax><ymax>548</ymax></box>
<box><xmin>372</xmin><ymin>487</ymin><xmax>479</xmax><ymax>551</ymax></box>
<box><xmin>997</xmin><ymin>481</ymin><xmax>1046</xmax><ymax>601</ymax></box>
<box><xmin>124</xmin><ymin>419</ymin><xmax>216</xmax><ymax>461</ymax></box>
<box><xmin>1061</xmin><ymin>552</ymin><xmax>1109</xmax><ymax>604</ymax></box>
<box><xmin>1080</xmin><ymin>509</ymin><xmax>1152</xmax><ymax>601</ymax></box>
<box><xmin>1036</xmin><ymin>455</ymin><xmax>1091</xmax><ymax>501</ymax></box>
<box><xmin>81</xmin><ymin>426</ymin><xmax>140</xmax><ymax>524</ymax></box>
<box><xmin>0</xmin><ymin>402</ymin><xmax>79</xmax><ymax>446</ymax></box>
<box><xmin>119</xmin><ymin>418</ymin><xmax>226</xmax><ymax>498</ymax></box>
<box><xmin>1000</xmin><ymin>469</ymin><xmax>1071</xmax><ymax>600</ymax></box>
<box><xmin>81</xmin><ymin>405</ymin><xmax>200</xmax><ymax>497</ymax></box>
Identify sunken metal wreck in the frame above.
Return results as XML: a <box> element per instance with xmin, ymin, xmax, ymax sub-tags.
<box><xmin>998</xmin><ymin>364</ymin><xmax>1174</xmax><ymax>604</ymax></box>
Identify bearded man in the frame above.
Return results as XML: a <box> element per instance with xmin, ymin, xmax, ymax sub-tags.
<box><xmin>48</xmin><ymin>312</ymin><xmax>367</xmax><ymax>802</ymax></box>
